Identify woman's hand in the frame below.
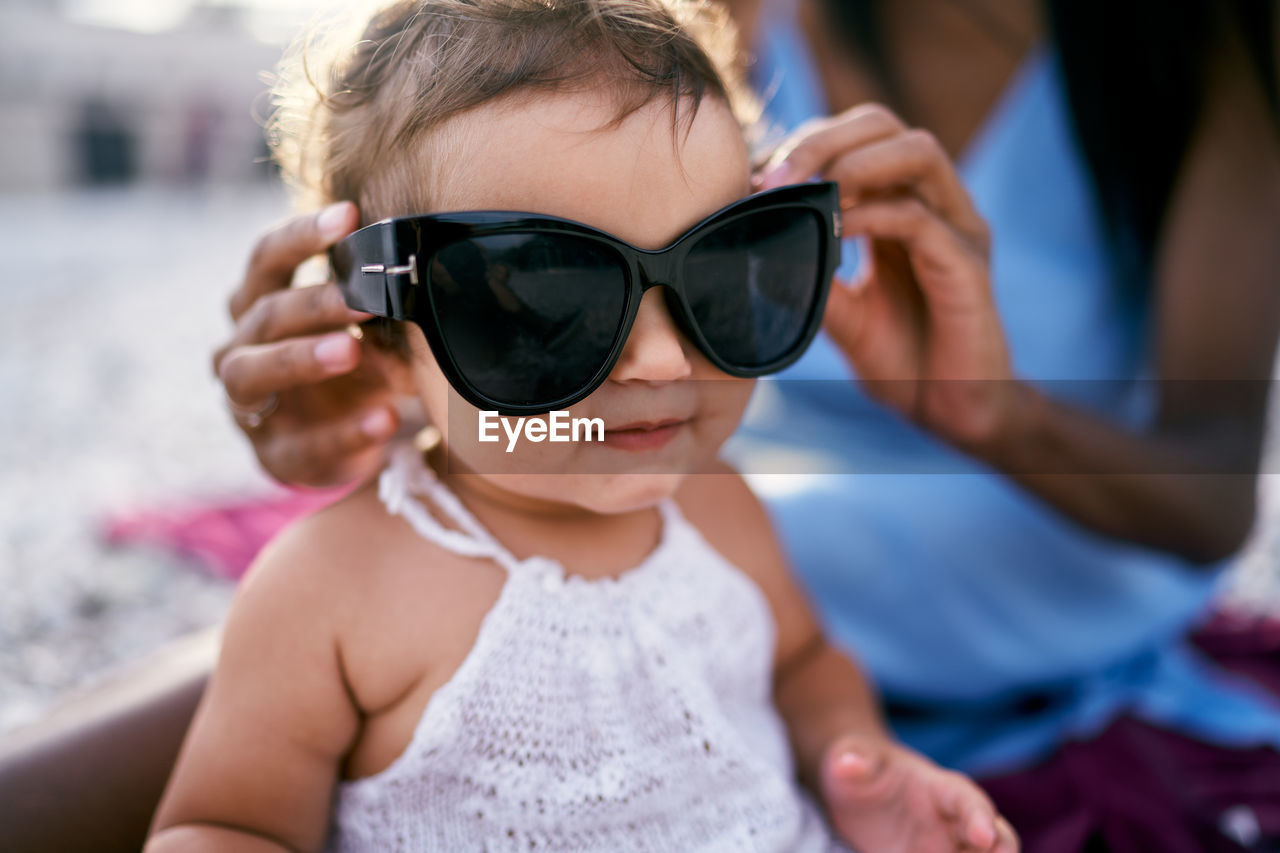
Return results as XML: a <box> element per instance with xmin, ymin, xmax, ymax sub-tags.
<box><xmin>756</xmin><ymin>91</ymin><xmax>1279</xmax><ymax>563</ymax></box>
<box><xmin>820</xmin><ymin>734</ymin><xmax>1019</xmax><ymax>853</ymax></box>
<box><xmin>213</xmin><ymin>202</ymin><xmax>406</xmax><ymax>488</ymax></box>
<box><xmin>756</xmin><ymin>105</ymin><xmax>1021</xmax><ymax>452</ymax></box>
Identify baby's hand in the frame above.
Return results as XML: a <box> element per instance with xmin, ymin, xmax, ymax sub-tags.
<box><xmin>820</xmin><ymin>735</ymin><xmax>1018</xmax><ymax>853</ymax></box>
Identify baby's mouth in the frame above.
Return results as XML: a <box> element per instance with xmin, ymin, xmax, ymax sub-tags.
<box><xmin>601</xmin><ymin>418</ymin><xmax>689</xmax><ymax>452</ymax></box>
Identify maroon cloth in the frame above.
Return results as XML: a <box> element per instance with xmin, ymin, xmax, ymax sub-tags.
<box><xmin>979</xmin><ymin>613</ymin><xmax>1280</xmax><ymax>853</ymax></box>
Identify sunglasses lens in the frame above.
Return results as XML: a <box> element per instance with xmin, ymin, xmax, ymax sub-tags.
<box><xmin>427</xmin><ymin>233</ymin><xmax>628</xmax><ymax>408</ymax></box>
<box><xmin>682</xmin><ymin>207</ymin><xmax>823</xmax><ymax>368</ymax></box>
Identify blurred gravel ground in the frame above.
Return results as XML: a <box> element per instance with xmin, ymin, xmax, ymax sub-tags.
<box><xmin>0</xmin><ymin>185</ymin><xmax>290</xmax><ymax>733</ymax></box>
<box><xmin>1</xmin><ymin>185</ymin><xmax>1278</xmax><ymax>738</ymax></box>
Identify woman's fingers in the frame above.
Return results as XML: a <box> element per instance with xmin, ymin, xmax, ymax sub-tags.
<box><xmin>261</xmin><ymin>406</ymin><xmax>401</xmax><ymax>489</ymax></box>
<box><xmin>754</xmin><ymin>105</ymin><xmax>986</xmax><ymax>250</ymax></box>
<box><xmin>230</xmin><ymin>201</ymin><xmax>359</xmax><ymax>321</ymax></box>
<box><xmin>756</xmin><ymin>104</ymin><xmax>906</xmax><ymax>191</ymax></box>
<box><xmin>270</xmin><ymin>407</ymin><xmax>401</xmax><ymax>487</ymax></box>
<box><xmin>839</xmin><ymin>198</ymin><xmax>987</xmax><ymax>311</ymax></box>
<box><xmin>219</xmin><ymin>332</ymin><xmax>363</xmax><ymax>406</ymax></box>
<box><xmin>820</xmin><ymin>273</ymin><xmax>867</xmax><ymax>354</ymax></box>
<box><xmin>822</xmin><ymin>250</ymin><xmax>926</xmax><ymax>403</ymax></box>
<box><xmin>238</xmin><ymin>283</ymin><xmax>370</xmax><ymax>349</ymax></box>
<box><xmin>213</xmin><ymin>283</ymin><xmax>371</xmax><ymax>376</ymax></box>
<box><xmin>827</xmin><ymin>130</ymin><xmax>989</xmax><ymax>251</ymax></box>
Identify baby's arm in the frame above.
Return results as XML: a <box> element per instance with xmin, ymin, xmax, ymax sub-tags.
<box><xmin>676</xmin><ymin>465</ymin><xmax>886</xmax><ymax>787</ymax></box>
<box><xmin>679</xmin><ymin>465</ymin><xmax>1014</xmax><ymax>851</ymax></box>
<box><xmin>146</xmin><ymin>516</ymin><xmax>361</xmax><ymax>852</ymax></box>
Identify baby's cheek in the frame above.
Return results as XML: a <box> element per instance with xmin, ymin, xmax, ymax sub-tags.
<box><xmin>692</xmin><ymin>376</ymin><xmax>756</xmax><ymax>463</ymax></box>
<box><xmin>405</xmin><ymin>335</ymin><xmax>453</xmax><ymax>429</ymax></box>
<box><xmin>405</xmin><ymin>348</ymin><xmax>562</xmax><ymax>476</ymax></box>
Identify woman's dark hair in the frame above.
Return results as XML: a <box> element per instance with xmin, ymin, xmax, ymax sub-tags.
<box><xmin>820</xmin><ymin>0</ymin><xmax>1280</xmax><ymax>292</ymax></box>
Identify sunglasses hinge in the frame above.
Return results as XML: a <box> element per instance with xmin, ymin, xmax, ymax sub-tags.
<box><xmin>360</xmin><ymin>254</ymin><xmax>419</xmax><ymax>286</ymax></box>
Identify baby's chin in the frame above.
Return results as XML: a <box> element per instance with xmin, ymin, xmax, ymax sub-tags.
<box><xmin>575</xmin><ymin>472</ymin><xmax>687</xmax><ymax>515</ymax></box>
<box><xmin>485</xmin><ymin>471</ymin><xmax>686</xmax><ymax>516</ymax></box>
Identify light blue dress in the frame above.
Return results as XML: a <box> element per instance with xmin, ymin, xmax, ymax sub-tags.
<box><xmin>728</xmin><ymin>1</ymin><xmax>1280</xmax><ymax>775</ymax></box>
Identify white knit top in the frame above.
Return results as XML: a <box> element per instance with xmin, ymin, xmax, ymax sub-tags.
<box><xmin>325</xmin><ymin>442</ymin><xmax>845</xmax><ymax>852</ymax></box>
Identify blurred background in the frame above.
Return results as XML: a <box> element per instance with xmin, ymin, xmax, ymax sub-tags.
<box><xmin>1</xmin><ymin>0</ymin><xmax>1279</xmax><ymax>738</ymax></box>
<box><xmin>0</xmin><ymin>0</ymin><xmax>312</xmax><ymax>733</ymax></box>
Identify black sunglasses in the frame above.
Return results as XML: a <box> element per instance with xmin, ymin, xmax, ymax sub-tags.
<box><xmin>331</xmin><ymin>181</ymin><xmax>841</xmax><ymax>415</ymax></box>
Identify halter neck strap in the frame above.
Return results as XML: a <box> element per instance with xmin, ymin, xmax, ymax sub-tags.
<box><xmin>378</xmin><ymin>442</ymin><xmax>525</xmax><ymax>572</ymax></box>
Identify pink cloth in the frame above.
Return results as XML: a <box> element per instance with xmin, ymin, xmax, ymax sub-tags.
<box><xmin>99</xmin><ymin>486</ymin><xmax>353</xmax><ymax>579</ymax></box>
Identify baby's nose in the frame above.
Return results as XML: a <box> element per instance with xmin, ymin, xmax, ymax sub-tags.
<box><xmin>609</xmin><ymin>289</ymin><xmax>694</xmax><ymax>384</ymax></box>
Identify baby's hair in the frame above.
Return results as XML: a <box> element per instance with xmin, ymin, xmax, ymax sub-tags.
<box><xmin>267</xmin><ymin>0</ymin><xmax>759</xmax><ymax>359</ymax></box>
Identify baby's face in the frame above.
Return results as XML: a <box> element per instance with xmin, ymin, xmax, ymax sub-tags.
<box><xmin>396</xmin><ymin>89</ymin><xmax>756</xmax><ymax>514</ymax></box>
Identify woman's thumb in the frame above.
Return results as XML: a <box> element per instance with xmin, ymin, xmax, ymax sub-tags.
<box><xmin>821</xmin><ymin>275</ymin><xmax>867</xmax><ymax>358</ymax></box>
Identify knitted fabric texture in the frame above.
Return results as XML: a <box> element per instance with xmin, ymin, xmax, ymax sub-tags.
<box><xmin>325</xmin><ymin>442</ymin><xmax>843</xmax><ymax>851</ymax></box>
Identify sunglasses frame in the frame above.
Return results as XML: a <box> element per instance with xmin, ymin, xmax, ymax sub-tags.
<box><xmin>331</xmin><ymin>181</ymin><xmax>841</xmax><ymax>415</ymax></box>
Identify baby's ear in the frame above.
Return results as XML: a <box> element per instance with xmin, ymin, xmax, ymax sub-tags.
<box><xmin>369</xmin><ymin>347</ymin><xmax>418</xmax><ymax>396</ymax></box>
<box><xmin>354</xmin><ymin>319</ymin><xmax>417</xmax><ymax>393</ymax></box>
<box><xmin>352</xmin><ymin>331</ymin><xmax>413</xmax><ymax>397</ymax></box>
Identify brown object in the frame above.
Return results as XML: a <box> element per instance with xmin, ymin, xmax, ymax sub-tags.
<box><xmin>0</xmin><ymin>629</ymin><xmax>216</xmax><ymax>853</ymax></box>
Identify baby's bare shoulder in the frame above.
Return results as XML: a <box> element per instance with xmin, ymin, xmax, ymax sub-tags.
<box><xmin>244</xmin><ymin>479</ymin><xmax>471</xmax><ymax>596</ymax></box>
<box><xmin>156</xmin><ymin>478</ymin><xmax>494</xmax><ymax>848</ymax></box>
<box><xmin>248</xmin><ymin>477</ymin><xmax>507</xmax><ymax>712</ymax></box>
<box><xmin>150</xmin><ymin>487</ymin><xmax>397</xmax><ymax>848</ymax></box>
<box><xmin>231</xmin><ymin>483</ymin><xmax>379</xmax><ymax>628</ymax></box>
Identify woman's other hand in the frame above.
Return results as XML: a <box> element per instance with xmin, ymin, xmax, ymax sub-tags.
<box><xmin>213</xmin><ymin>202</ymin><xmax>404</xmax><ymax>488</ymax></box>
<box><xmin>756</xmin><ymin>105</ymin><xmax>1019</xmax><ymax>453</ymax></box>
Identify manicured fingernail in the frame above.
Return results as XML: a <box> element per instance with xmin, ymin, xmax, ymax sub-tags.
<box><xmin>318</xmin><ymin>202</ymin><xmax>352</xmax><ymax>240</ymax></box>
<box><xmin>758</xmin><ymin>161</ymin><xmax>793</xmax><ymax>191</ymax></box>
<box><xmin>361</xmin><ymin>408</ymin><xmax>394</xmax><ymax>438</ymax></box>
<box><xmin>315</xmin><ymin>334</ymin><xmax>355</xmax><ymax>370</ymax></box>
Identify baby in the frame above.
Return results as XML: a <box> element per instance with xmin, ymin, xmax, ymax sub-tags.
<box><xmin>148</xmin><ymin>1</ymin><xmax>1014</xmax><ymax>850</ymax></box>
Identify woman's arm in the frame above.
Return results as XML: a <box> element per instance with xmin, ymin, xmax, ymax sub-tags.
<box><xmin>758</xmin><ymin>27</ymin><xmax>1280</xmax><ymax>564</ymax></box>
<box><xmin>984</xmin><ymin>29</ymin><xmax>1280</xmax><ymax>563</ymax></box>
<box><xmin>146</xmin><ymin>519</ymin><xmax>361</xmax><ymax>852</ymax></box>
